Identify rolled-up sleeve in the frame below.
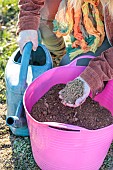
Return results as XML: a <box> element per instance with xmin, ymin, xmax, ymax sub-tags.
<box><xmin>80</xmin><ymin>47</ymin><xmax>113</xmax><ymax>97</ymax></box>
<box><xmin>17</xmin><ymin>0</ymin><xmax>45</xmax><ymax>34</ymax></box>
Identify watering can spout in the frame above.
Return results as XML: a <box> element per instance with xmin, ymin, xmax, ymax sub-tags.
<box><xmin>6</xmin><ymin>101</ymin><xmax>27</xmax><ymax>128</ymax></box>
<box><xmin>6</xmin><ymin>116</ymin><xmax>27</xmax><ymax>128</ymax></box>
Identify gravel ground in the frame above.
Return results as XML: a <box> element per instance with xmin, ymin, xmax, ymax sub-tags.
<box><xmin>0</xmin><ymin>104</ymin><xmax>39</xmax><ymax>170</ymax></box>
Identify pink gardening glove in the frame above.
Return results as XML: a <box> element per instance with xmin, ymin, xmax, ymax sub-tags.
<box><xmin>59</xmin><ymin>76</ymin><xmax>90</xmax><ymax>107</ymax></box>
<box><xmin>17</xmin><ymin>30</ymin><xmax>38</xmax><ymax>54</ymax></box>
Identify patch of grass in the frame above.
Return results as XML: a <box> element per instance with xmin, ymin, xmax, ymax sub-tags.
<box><xmin>0</xmin><ymin>0</ymin><xmax>18</xmax><ymax>103</ymax></box>
<box><xmin>12</xmin><ymin>137</ymin><xmax>40</xmax><ymax>170</ymax></box>
<box><xmin>1</xmin><ymin>0</ymin><xmax>18</xmax><ymax>24</ymax></box>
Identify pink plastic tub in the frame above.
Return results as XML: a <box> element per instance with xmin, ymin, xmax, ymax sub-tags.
<box><xmin>23</xmin><ymin>55</ymin><xmax>113</xmax><ymax>170</ymax></box>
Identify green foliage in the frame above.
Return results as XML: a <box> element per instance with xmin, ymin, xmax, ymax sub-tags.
<box><xmin>0</xmin><ymin>0</ymin><xmax>18</xmax><ymax>103</ymax></box>
<box><xmin>1</xmin><ymin>0</ymin><xmax>19</xmax><ymax>24</ymax></box>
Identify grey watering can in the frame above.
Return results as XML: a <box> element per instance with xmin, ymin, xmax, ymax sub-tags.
<box><xmin>5</xmin><ymin>42</ymin><xmax>53</xmax><ymax>136</ymax></box>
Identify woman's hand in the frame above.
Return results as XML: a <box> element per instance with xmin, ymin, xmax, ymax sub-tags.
<box><xmin>59</xmin><ymin>76</ymin><xmax>90</xmax><ymax>107</ymax></box>
<box><xmin>17</xmin><ymin>30</ymin><xmax>38</xmax><ymax>54</ymax></box>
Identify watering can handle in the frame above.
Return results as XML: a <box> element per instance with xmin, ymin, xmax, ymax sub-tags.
<box><xmin>68</xmin><ymin>55</ymin><xmax>95</xmax><ymax>67</ymax></box>
<box><xmin>19</xmin><ymin>42</ymin><xmax>33</xmax><ymax>86</ymax></box>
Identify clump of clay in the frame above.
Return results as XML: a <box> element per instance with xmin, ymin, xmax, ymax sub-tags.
<box><xmin>60</xmin><ymin>79</ymin><xmax>84</xmax><ymax>104</ymax></box>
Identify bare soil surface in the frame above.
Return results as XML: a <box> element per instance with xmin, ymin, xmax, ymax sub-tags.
<box><xmin>30</xmin><ymin>84</ymin><xmax>113</xmax><ymax>130</ymax></box>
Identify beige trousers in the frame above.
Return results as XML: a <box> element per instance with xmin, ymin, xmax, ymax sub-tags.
<box><xmin>39</xmin><ymin>19</ymin><xmax>66</xmax><ymax>57</ymax></box>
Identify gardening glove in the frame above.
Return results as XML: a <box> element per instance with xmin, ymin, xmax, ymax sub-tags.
<box><xmin>59</xmin><ymin>76</ymin><xmax>90</xmax><ymax>107</ymax></box>
<box><xmin>17</xmin><ymin>30</ymin><xmax>38</xmax><ymax>54</ymax></box>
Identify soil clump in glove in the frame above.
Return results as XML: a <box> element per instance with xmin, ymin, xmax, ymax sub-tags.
<box><xmin>30</xmin><ymin>84</ymin><xmax>113</xmax><ymax>130</ymax></box>
<box><xmin>59</xmin><ymin>79</ymin><xmax>84</xmax><ymax>104</ymax></box>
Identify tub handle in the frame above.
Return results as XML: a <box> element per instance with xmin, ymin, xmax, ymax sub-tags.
<box><xmin>43</xmin><ymin>122</ymin><xmax>86</xmax><ymax>132</ymax></box>
<box><xmin>68</xmin><ymin>55</ymin><xmax>95</xmax><ymax>67</ymax></box>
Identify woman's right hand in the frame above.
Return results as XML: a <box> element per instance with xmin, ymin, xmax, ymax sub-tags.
<box><xmin>59</xmin><ymin>76</ymin><xmax>90</xmax><ymax>107</ymax></box>
<box><xmin>17</xmin><ymin>30</ymin><xmax>38</xmax><ymax>54</ymax></box>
